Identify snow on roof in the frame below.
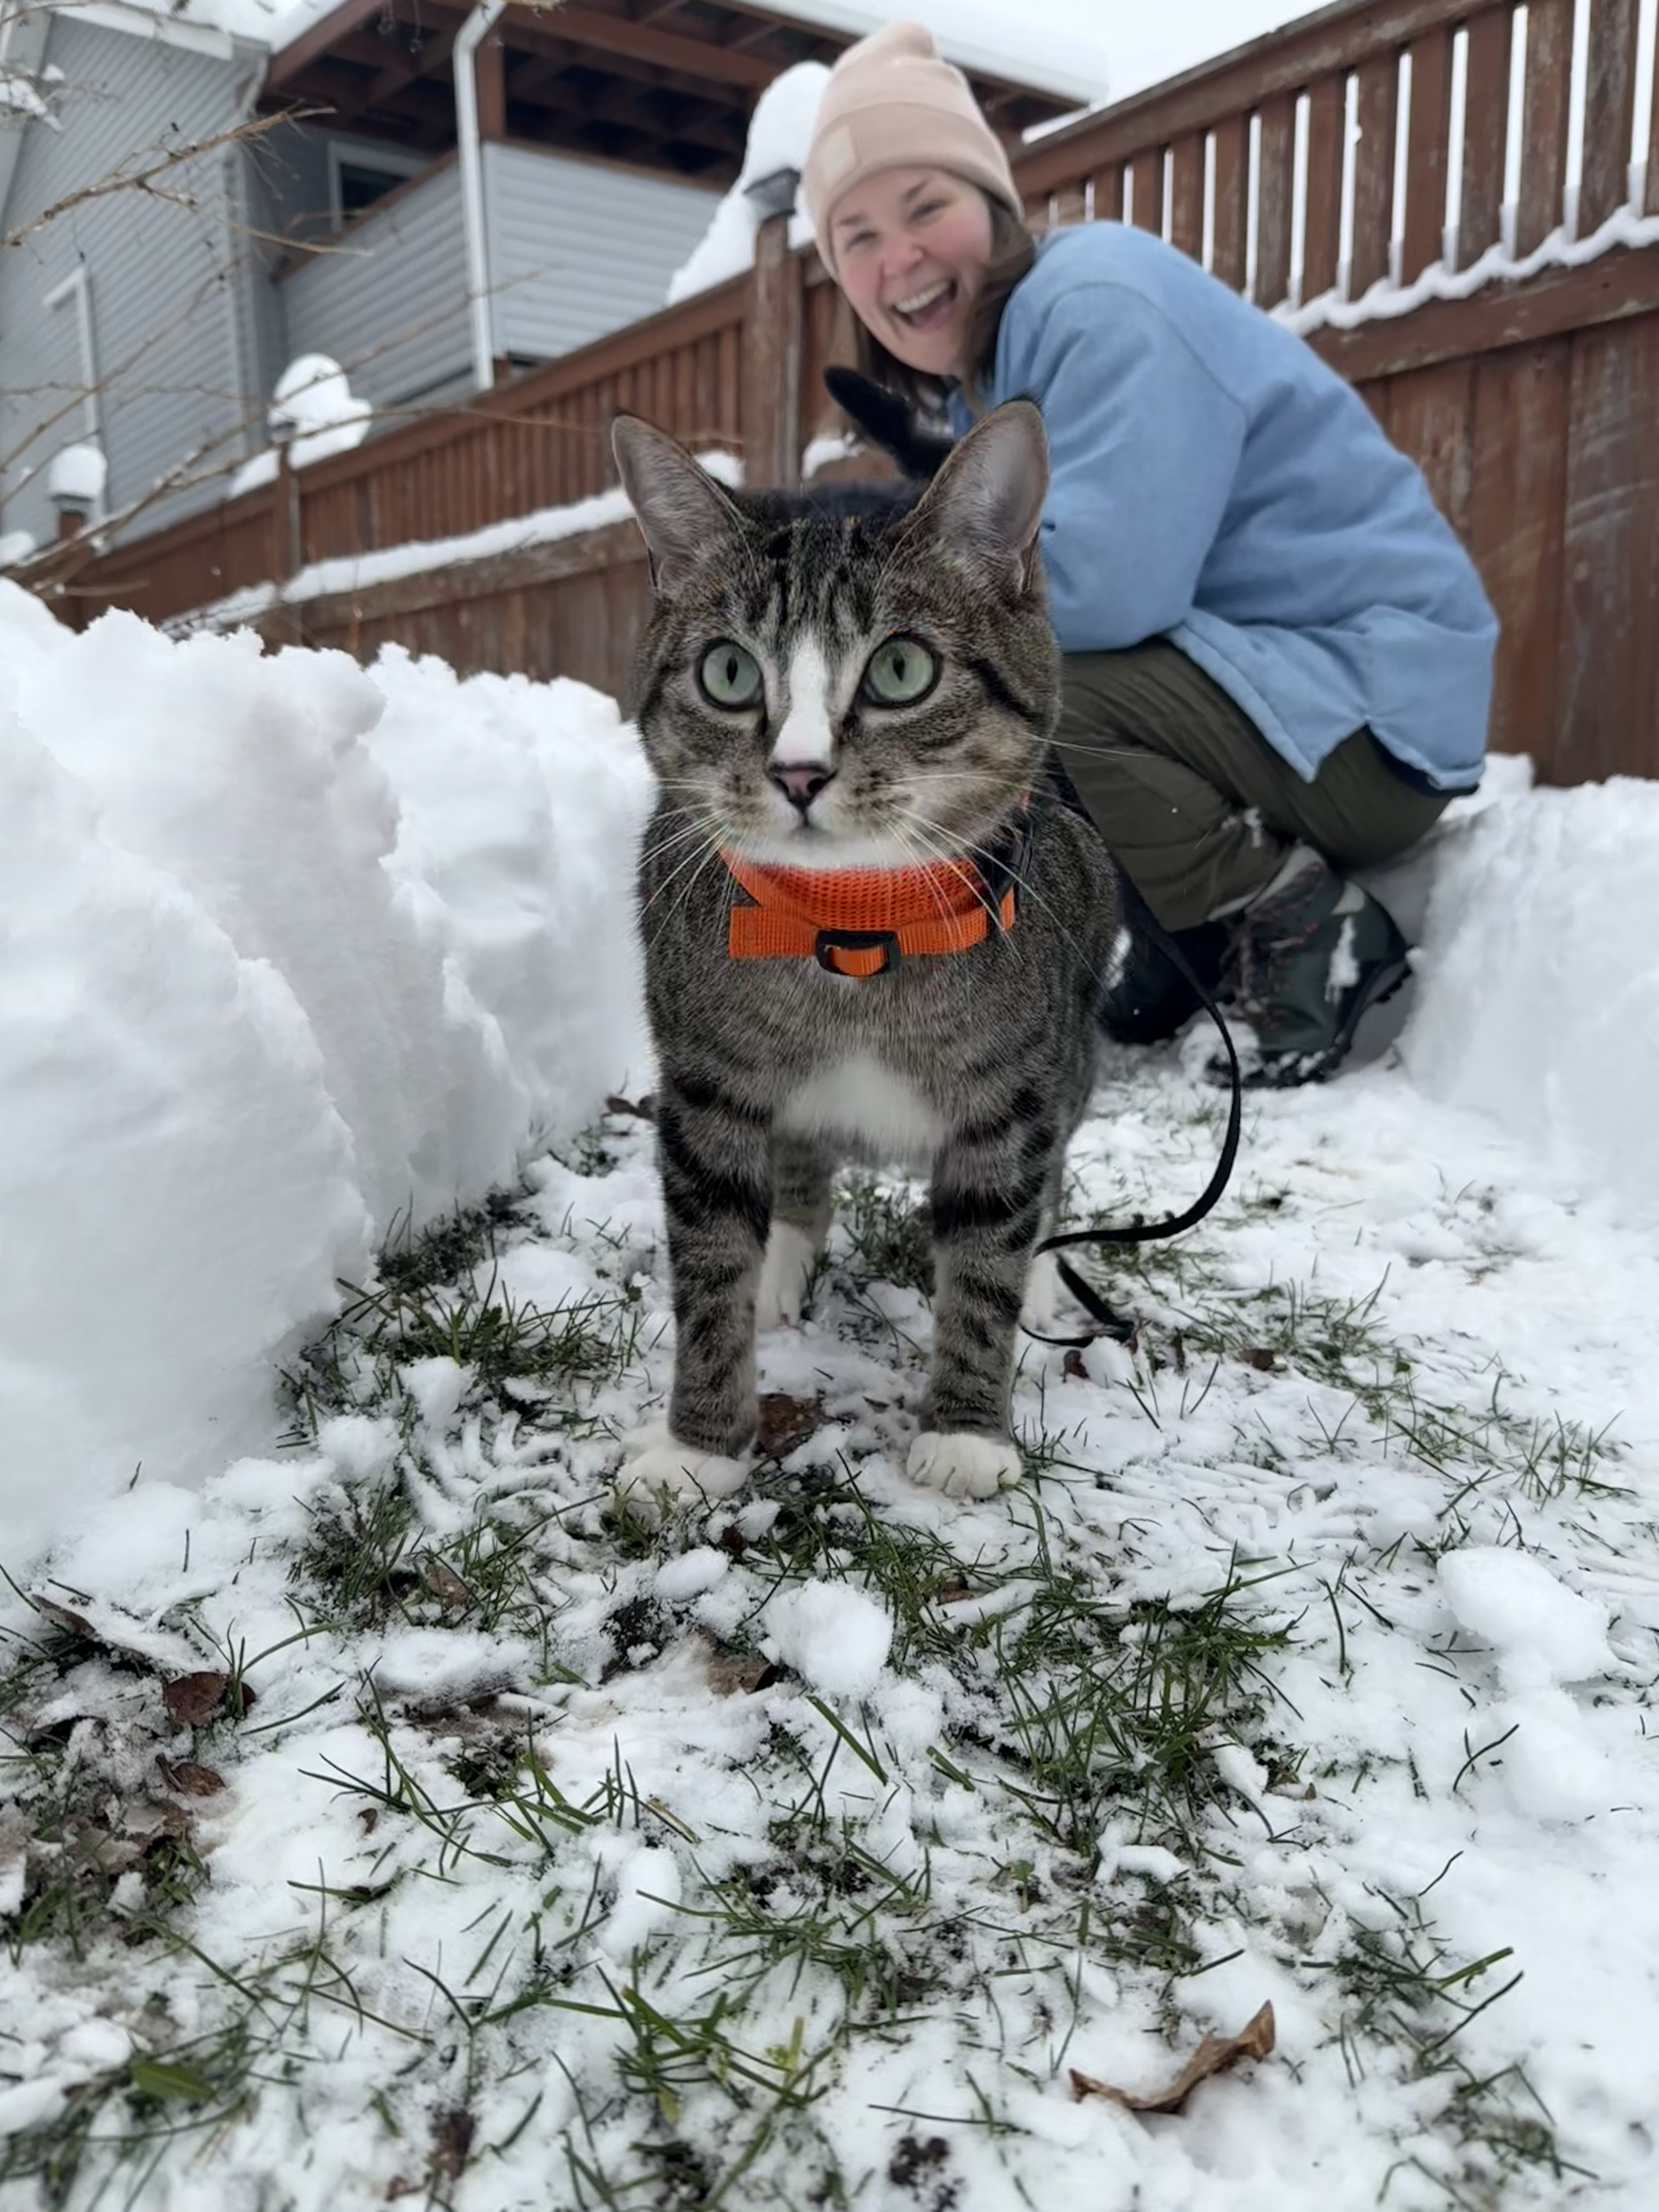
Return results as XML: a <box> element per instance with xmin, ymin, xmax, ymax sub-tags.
<box><xmin>63</xmin><ymin>0</ymin><xmax>1321</xmax><ymax>118</ymax></box>
<box><xmin>256</xmin><ymin>0</ymin><xmax>1114</xmax><ymax>107</ymax></box>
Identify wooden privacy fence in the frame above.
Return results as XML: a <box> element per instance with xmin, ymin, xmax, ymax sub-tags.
<box><xmin>56</xmin><ymin>0</ymin><xmax>1659</xmax><ymax>783</ymax></box>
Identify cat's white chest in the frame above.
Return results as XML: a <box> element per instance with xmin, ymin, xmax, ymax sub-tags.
<box><xmin>778</xmin><ymin>1055</ymin><xmax>943</xmax><ymax>1166</ymax></box>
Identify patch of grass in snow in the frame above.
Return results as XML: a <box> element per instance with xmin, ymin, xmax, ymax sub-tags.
<box><xmin>833</xmin><ymin>1172</ymin><xmax>933</xmax><ymax>1297</ymax></box>
<box><xmin>1061</xmin><ymin>1234</ymin><xmax>1623</xmax><ymax>1516</ymax></box>
<box><xmin>1317</xmin><ymin>1882</ymin><xmax>1584</xmax><ymax>2203</ymax></box>
<box><xmin>287</xmin><ymin>1274</ymin><xmax>646</xmax><ymax>1437</ymax></box>
<box><xmin>378</xmin><ymin>1190</ymin><xmax>524</xmax><ymax>1298</ymax></box>
<box><xmin>291</xmin><ymin>1473</ymin><xmax>585</xmax><ymax>1649</ymax></box>
<box><xmin>0</xmin><ymin>1623</ymin><xmax>209</xmax><ymax>1966</ymax></box>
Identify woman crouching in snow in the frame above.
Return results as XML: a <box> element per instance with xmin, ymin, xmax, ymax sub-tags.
<box><xmin>804</xmin><ymin>22</ymin><xmax>1498</xmax><ymax>1087</ymax></box>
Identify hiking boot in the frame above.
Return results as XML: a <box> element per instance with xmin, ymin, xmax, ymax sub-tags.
<box><xmin>1211</xmin><ymin>845</ymin><xmax>1411</xmax><ymax>1088</ymax></box>
<box><xmin>1098</xmin><ymin>875</ymin><xmax>1229</xmax><ymax>1046</ymax></box>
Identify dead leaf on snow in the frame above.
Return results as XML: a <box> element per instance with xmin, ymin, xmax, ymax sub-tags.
<box><xmin>704</xmin><ymin>1649</ymin><xmax>773</xmax><ymax>1697</ymax></box>
<box><xmin>429</xmin><ymin>2105</ymin><xmax>475</xmax><ymax>2185</ymax></box>
<box><xmin>605</xmin><ymin>1092</ymin><xmax>657</xmax><ymax>1121</ymax></box>
<box><xmin>163</xmin><ymin>1672</ymin><xmax>229</xmax><ymax>1726</ymax></box>
<box><xmin>32</xmin><ymin>1597</ymin><xmax>95</xmax><ymax>1639</ymax></box>
<box><xmin>158</xmin><ymin>1758</ymin><xmax>225</xmax><ymax>1798</ymax></box>
<box><xmin>756</xmin><ymin>1392</ymin><xmax>823</xmax><ymax>1458</ymax></box>
<box><xmin>420</xmin><ymin>1557</ymin><xmax>472</xmax><ymax>1609</ymax></box>
<box><xmin>1070</xmin><ymin>2002</ymin><xmax>1274</xmax><ymax>2114</ymax></box>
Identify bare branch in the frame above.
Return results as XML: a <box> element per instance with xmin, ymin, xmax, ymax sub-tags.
<box><xmin>2</xmin><ymin>109</ymin><xmax>311</xmax><ymax>255</ymax></box>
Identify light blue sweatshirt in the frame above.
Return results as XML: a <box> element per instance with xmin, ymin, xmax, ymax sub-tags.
<box><xmin>950</xmin><ymin>224</ymin><xmax>1498</xmax><ymax>790</ymax></box>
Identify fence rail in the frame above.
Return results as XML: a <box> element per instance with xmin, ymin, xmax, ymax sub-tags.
<box><xmin>1018</xmin><ymin>0</ymin><xmax>1653</xmax><ymax>304</ymax></box>
<box><xmin>71</xmin><ymin>275</ymin><xmax>751</xmax><ymax>627</ymax></box>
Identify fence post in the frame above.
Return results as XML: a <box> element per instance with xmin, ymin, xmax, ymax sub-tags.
<box><xmin>745</xmin><ymin>210</ymin><xmax>803</xmax><ymax>489</ymax></box>
<box><xmin>276</xmin><ymin>440</ymin><xmax>305</xmax><ymax>647</ymax></box>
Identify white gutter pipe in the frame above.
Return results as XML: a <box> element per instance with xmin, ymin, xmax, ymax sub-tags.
<box><xmin>455</xmin><ymin>0</ymin><xmax>507</xmax><ymax>392</ymax></box>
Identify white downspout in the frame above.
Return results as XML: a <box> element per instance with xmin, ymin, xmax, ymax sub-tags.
<box><xmin>455</xmin><ymin>0</ymin><xmax>507</xmax><ymax>392</ymax></box>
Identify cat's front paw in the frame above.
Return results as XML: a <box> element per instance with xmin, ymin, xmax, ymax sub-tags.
<box><xmin>617</xmin><ymin>1425</ymin><xmax>749</xmax><ymax>1520</ymax></box>
<box><xmin>907</xmin><ymin>1431</ymin><xmax>1022</xmax><ymax>1501</ymax></box>
<box><xmin>755</xmin><ymin>1220</ymin><xmax>819</xmax><ymax>1331</ymax></box>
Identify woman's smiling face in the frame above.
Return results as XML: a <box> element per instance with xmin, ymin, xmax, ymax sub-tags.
<box><xmin>830</xmin><ymin>167</ymin><xmax>996</xmax><ymax>378</ymax></box>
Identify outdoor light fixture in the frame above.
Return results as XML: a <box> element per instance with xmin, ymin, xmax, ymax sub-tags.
<box><xmin>743</xmin><ymin>166</ymin><xmax>801</xmax><ymax>220</ymax></box>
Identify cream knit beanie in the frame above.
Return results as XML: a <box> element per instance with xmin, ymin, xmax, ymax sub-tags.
<box><xmin>803</xmin><ymin>22</ymin><xmax>1022</xmax><ymax>276</ymax></box>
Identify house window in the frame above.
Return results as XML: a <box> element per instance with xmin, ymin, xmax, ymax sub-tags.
<box><xmin>327</xmin><ymin>142</ymin><xmax>427</xmax><ymax>226</ymax></box>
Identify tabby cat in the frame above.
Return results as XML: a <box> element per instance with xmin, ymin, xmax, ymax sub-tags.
<box><xmin>611</xmin><ymin>402</ymin><xmax>1122</xmax><ymax>1515</ymax></box>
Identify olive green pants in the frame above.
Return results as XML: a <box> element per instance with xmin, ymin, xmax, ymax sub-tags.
<box><xmin>1058</xmin><ymin>641</ymin><xmax>1452</xmax><ymax>931</ymax></box>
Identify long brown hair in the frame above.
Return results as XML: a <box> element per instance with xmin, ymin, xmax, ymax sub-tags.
<box><xmin>828</xmin><ymin>196</ymin><xmax>1037</xmax><ymax>425</ymax></box>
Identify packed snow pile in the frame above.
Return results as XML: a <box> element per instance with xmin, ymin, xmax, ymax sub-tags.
<box><xmin>228</xmin><ymin>356</ymin><xmax>373</xmax><ymax>498</ymax></box>
<box><xmin>1404</xmin><ymin>773</ymin><xmax>1659</xmax><ymax>1214</ymax></box>
<box><xmin>667</xmin><ymin>63</ymin><xmax>829</xmax><ymax>303</ymax></box>
<box><xmin>0</xmin><ymin>584</ymin><xmax>649</xmax><ymax>1561</ymax></box>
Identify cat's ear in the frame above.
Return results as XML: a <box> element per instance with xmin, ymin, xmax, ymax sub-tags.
<box><xmin>904</xmin><ymin>400</ymin><xmax>1048</xmax><ymax>584</ymax></box>
<box><xmin>611</xmin><ymin>415</ymin><xmax>740</xmax><ymax>590</ymax></box>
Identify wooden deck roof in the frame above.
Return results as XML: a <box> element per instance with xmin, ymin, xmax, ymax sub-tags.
<box><xmin>261</xmin><ymin>0</ymin><xmax>1086</xmax><ymax>185</ymax></box>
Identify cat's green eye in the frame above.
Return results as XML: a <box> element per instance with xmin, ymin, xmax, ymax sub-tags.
<box><xmin>699</xmin><ymin>641</ymin><xmax>763</xmax><ymax>709</ymax></box>
<box><xmin>862</xmin><ymin>636</ymin><xmax>938</xmax><ymax>706</ymax></box>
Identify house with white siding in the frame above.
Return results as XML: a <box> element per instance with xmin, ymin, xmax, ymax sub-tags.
<box><xmin>0</xmin><ymin>0</ymin><xmax>1098</xmax><ymax>554</ymax></box>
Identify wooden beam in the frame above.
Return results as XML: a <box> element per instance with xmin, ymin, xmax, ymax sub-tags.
<box><xmin>522</xmin><ymin>5</ymin><xmax>778</xmax><ymax>90</ymax></box>
<box><xmin>476</xmin><ymin>32</ymin><xmax>507</xmax><ymax>139</ymax></box>
<box><xmin>1310</xmin><ymin>243</ymin><xmax>1659</xmax><ymax>382</ymax></box>
<box><xmin>508</xmin><ymin>69</ymin><xmax>746</xmax><ymax>158</ymax></box>
<box><xmin>266</xmin><ymin>0</ymin><xmax>460</xmax><ymax>91</ymax></box>
<box><xmin>506</xmin><ymin>31</ymin><xmax>752</xmax><ymax>111</ymax></box>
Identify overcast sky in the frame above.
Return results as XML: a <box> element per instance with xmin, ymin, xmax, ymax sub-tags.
<box><xmin>770</xmin><ymin>0</ymin><xmax>1321</xmax><ymax>106</ymax></box>
<box><xmin>1083</xmin><ymin>3</ymin><xmax>1316</xmax><ymax>102</ymax></box>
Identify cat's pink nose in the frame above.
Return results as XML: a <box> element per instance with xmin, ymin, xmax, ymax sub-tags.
<box><xmin>769</xmin><ymin>760</ymin><xmax>835</xmax><ymax>814</ymax></box>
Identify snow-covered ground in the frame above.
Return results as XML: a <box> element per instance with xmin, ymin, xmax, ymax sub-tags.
<box><xmin>2</xmin><ymin>587</ymin><xmax>1658</xmax><ymax>2208</ymax></box>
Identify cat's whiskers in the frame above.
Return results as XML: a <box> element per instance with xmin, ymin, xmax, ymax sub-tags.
<box><xmin>643</xmin><ymin>808</ymin><xmax>730</xmax><ymax>917</ymax></box>
<box><xmin>657</xmin><ymin>839</ymin><xmax>729</xmax><ymax>939</ymax></box>
<box><xmin>882</xmin><ymin>812</ymin><xmax>974</xmax><ymax>934</ymax></box>
<box><xmin>896</xmin><ymin>812</ymin><xmax>1020</xmax><ymax>936</ymax></box>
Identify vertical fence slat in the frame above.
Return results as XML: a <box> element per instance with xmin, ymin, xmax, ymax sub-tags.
<box><xmin>1211</xmin><ymin>114</ymin><xmax>1250</xmax><ymax>288</ymax></box>
<box><xmin>1580</xmin><ymin>0</ymin><xmax>1639</xmax><ymax>235</ymax></box>
<box><xmin>1469</xmin><ymin>343</ymin><xmax>1568</xmax><ymax>771</ymax></box>
<box><xmin>1093</xmin><ymin>165</ymin><xmax>1128</xmax><ymax>221</ymax></box>
<box><xmin>1170</xmin><ymin>133</ymin><xmax>1205</xmax><ymax>260</ymax></box>
<box><xmin>1350</xmin><ymin>53</ymin><xmax>1399</xmax><ymax>295</ymax></box>
<box><xmin>1130</xmin><ymin>148</ymin><xmax>1163</xmax><ymax>233</ymax></box>
<box><xmin>1517</xmin><ymin>0</ymin><xmax>1573</xmax><ymax>251</ymax></box>
<box><xmin>1458</xmin><ymin>7</ymin><xmax>1513</xmax><ymax>268</ymax></box>
<box><xmin>1302</xmin><ymin>74</ymin><xmax>1346</xmax><ymax>299</ymax></box>
<box><xmin>1402</xmin><ymin>26</ymin><xmax>1454</xmax><ymax>280</ymax></box>
<box><xmin>1051</xmin><ymin>182</ymin><xmax>1087</xmax><ymax>226</ymax></box>
<box><xmin>1255</xmin><ymin>94</ymin><xmax>1296</xmax><ymax>306</ymax></box>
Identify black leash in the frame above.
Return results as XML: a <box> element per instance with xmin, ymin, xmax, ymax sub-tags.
<box><xmin>1025</xmin><ymin>778</ymin><xmax>1245</xmax><ymax>1348</ymax></box>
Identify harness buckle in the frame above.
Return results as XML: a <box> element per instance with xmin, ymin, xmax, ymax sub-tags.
<box><xmin>814</xmin><ymin>927</ymin><xmax>902</xmax><ymax>975</ymax></box>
